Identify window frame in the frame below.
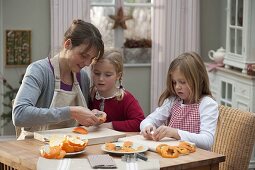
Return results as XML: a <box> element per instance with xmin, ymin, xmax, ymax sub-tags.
<box><xmin>90</xmin><ymin>0</ymin><xmax>153</xmax><ymax>48</ymax></box>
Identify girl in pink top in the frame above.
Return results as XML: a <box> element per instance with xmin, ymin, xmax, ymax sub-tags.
<box><xmin>89</xmin><ymin>48</ymin><xmax>145</xmax><ymax>132</ymax></box>
<box><xmin>140</xmin><ymin>52</ymin><xmax>219</xmax><ymax>150</ymax></box>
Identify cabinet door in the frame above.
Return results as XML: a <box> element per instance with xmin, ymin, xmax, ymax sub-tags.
<box><xmin>219</xmin><ymin>77</ymin><xmax>234</xmax><ymax>107</ymax></box>
<box><xmin>219</xmin><ymin>75</ymin><xmax>252</xmax><ymax>111</ymax></box>
<box><xmin>208</xmin><ymin>71</ymin><xmax>219</xmax><ymax>101</ymax></box>
<box><xmin>233</xmin><ymin>81</ymin><xmax>251</xmax><ymax>111</ymax></box>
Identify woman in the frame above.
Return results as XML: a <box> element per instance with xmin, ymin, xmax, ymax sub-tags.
<box><xmin>12</xmin><ymin>19</ymin><xmax>105</xmax><ymax>139</ymax></box>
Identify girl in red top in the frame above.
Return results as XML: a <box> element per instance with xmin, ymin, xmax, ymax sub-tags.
<box><xmin>89</xmin><ymin>48</ymin><xmax>145</xmax><ymax>132</ymax></box>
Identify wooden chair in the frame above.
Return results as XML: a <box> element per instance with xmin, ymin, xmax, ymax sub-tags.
<box><xmin>212</xmin><ymin>105</ymin><xmax>255</xmax><ymax>170</ymax></box>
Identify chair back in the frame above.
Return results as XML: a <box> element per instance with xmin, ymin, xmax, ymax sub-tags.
<box><xmin>212</xmin><ymin>105</ymin><xmax>255</xmax><ymax>170</ymax></box>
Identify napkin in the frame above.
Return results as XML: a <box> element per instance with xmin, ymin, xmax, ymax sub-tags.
<box><xmin>37</xmin><ymin>157</ymin><xmax>160</xmax><ymax>170</ymax></box>
<box><xmin>207</xmin><ymin>63</ymin><xmax>224</xmax><ymax>72</ymax></box>
<box><xmin>37</xmin><ymin>158</ymin><xmax>86</xmax><ymax>170</ymax></box>
<box><xmin>87</xmin><ymin>154</ymin><xmax>116</xmax><ymax>169</ymax></box>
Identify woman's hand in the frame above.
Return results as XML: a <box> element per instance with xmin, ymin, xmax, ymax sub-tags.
<box><xmin>70</xmin><ymin>106</ymin><xmax>99</xmax><ymax>127</ymax></box>
<box><xmin>91</xmin><ymin>109</ymin><xmax>107</xmax><ymax>124</ymax></box>
<box><xmin>151</xmin><ymin>125</ymin><xmax>180</xmax><ymax>141</ymax></box>
<box><xmin>140</xmin><ymin>125</ymin><xmax>156</xmax><ymax>140</ymax></box>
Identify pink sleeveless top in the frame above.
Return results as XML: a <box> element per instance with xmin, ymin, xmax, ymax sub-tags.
<box><xmin>168</xmin><ymin>98</ymin><xmax>200</xmax><ymax>133</ymax></box>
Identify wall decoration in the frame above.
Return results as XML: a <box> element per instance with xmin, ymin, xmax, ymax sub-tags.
<box><xmin>5</xmin><ymin>30</ymin><xmax>31</xmax><ymax>66</ymax></box>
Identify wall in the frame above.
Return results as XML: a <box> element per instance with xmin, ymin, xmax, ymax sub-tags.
<box><xmin>200</xmin><ymin>0</ymin><xmax>227</xmax><ymax>62</ymax></box>
<box><xmin>0</xmin><ymin>0</ymin><xmax>50</xmax><ymax>135</ymax></box>
<box><xmin>0</xmin><ymin>0</ymin><xmax>4</xmax><ymax>135</ymax></box>
<box><xmin>123</xmin><ymin>65</ymin><xmax>151</xmax><ymax>115</ymax></box>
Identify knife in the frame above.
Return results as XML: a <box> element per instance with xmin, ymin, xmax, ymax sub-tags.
<box><xmin>135</xmin><ymin>153</ymin><xmax>148</xmax><ymax>161</ymax></box>
<box><xmin>122</xmin><ymin>153</ymin><xmax>148</xmax><ymax>162</ymax></box>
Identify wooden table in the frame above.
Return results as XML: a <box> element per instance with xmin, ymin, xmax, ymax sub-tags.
<box><xmin>0</xmin><ymin>138</ymin><xmax>225</xmax><ymax>170</ymax></box>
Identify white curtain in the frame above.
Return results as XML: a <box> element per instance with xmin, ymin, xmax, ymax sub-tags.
<box><xmin>151</xmin><ymin>0</ymin><xmax>200</xmax><ymax>111</ymax></box>
<box><xmin>50</xmin><ymin>0</ymin><xmax>90</xmax><ymax>55</ymax></box>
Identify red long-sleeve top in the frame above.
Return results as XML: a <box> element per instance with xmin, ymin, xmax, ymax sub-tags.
<box><xmin>89</xmin><ymin>90</ymin><xmax>145</xmax><ymax>132</ymax></box>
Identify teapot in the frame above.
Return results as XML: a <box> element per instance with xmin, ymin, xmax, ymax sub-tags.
<box><xmin>208</xmin><ymin>47</ymin><xmax>225</xmax><ymax>64</ymax></box>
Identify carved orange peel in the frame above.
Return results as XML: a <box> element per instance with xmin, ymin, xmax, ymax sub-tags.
<box><xmin>155</xmin><ymin>141</ymin><xmax>196</xmax><ymax>158</ymax></box>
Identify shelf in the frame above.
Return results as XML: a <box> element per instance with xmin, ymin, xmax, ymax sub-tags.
<box><xmin>205</xmin><ymin>62</ymin><xmax>255</xmax><ymax>80</ymax></box>
<box><xmin>124</xmin><ymin>63</ymin><xmax>151</xmax><ymax>67</ymax></box>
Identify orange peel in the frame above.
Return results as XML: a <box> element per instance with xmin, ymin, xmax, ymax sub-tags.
<box><xmin>179</xmin><ymin>141</ymin><xmax>196</xmax><ymax>153</ymax></box>
<box><xmin>156</xmin><ymin>144</ymin><xmax>169</xmax><ymax>154</ymax></box>
<box><xmin>160</xmin><ymin>146</ymin><xmax>179</xmax><ymax>158</ymax></box>
<box><xmin>72</xmin><ymin>126</ymin><xmax>88</xmax><ymax>134</ymax></box>
<box><xmin>123</xmin><ymin>141</ymin><xmax>133</xmax><ymax>148</ymax></box>
<box><xmin>40</xmin><ymin>145</ymin><xmax>66</xmax><ymax>159</ymax></box>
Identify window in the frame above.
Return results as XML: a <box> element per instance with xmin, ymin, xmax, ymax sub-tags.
<box><xmin>229</xmin><ymin>0</ymin><xmax>243</xmax><ymax>55</ymax></box>
<box><xmin>90</xmin><ymin>0</ymin><xmax>153</xmax><ymax>64</ymax></box>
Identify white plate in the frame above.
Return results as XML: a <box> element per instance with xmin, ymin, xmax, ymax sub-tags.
<box><xmin>101</xmin><ymin>141</ymin><xmax>148</xmax><ymax>154</ymax></box>
<box><xmin>65</xmin><ymin>149</ymin><xmax>86</xmax><ymax>156</ymax></box>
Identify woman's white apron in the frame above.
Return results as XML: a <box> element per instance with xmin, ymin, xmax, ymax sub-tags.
<box><xmin>17</xmin><ymin>55</ymin><xmax>87</xmax><ymax>140</ymax></box>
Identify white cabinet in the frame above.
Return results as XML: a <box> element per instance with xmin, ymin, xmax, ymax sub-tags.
<box><xmin>207</xmin><ymin>65</ymin><xmax>255</xmax><ymax>168</ymax></box>
<box><xmin>208</xmin><ymin>66</ymin><xmax>255</xmax><ymax>111</ymax></box>
<box><xmin>224</xmin><ymin>0</ymin><xmax>255</xmax><ymax>73</ymax></box>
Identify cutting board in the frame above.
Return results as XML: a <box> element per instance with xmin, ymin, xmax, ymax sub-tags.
<box><xmin>118</xmin><ymin>135</ymin><xmax>181</xmax><ymax>152</ymax></box>
<box><xmin>34</xmin><ymin>126</ymin><xmax>126</xmax><ymax>145</ymax></box>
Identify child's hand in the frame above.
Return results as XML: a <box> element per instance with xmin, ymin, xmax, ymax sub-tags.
<box><xmin>140</xmin><ymin>125</ymin><xmax>156</xmax><ymax>140</ymax></box>
<box><xmin>152</xmin><ymin>126</ymin><xmax>180</xmax><ymax>141</ymax></box>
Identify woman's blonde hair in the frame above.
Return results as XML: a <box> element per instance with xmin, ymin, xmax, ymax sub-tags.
<box><xmin>90</xmin><ymin>48</ymin><xmax>125</xmax><ymax>101</ymax></box>
<box><xmin>158</xmin><ymin>52</ymin><xmax>212</xmax><ymax>106</ymax></box>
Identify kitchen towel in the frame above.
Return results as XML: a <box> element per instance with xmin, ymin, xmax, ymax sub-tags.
<box><xmin>207</xmin><ymin>63</ymin><xmax>224</xmax><ymax>72</ymax></box>
<box><xmin>37</xmin><ymin>157</ymin><xmax>160</xmax><ymax>170</ymax></box>
<box><xmin>87</xmin><ymin>154</ymin><xmax>116</xmax><ymax>169</ymax></box>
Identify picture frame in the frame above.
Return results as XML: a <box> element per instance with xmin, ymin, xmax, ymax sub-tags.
<box><xmin>5</xmin><ymin>30</ymin><xmax>31</xmax><ymax>66</ymax></box>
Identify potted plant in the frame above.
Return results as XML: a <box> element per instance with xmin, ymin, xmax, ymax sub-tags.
<box><xmin>123</xmin><ymin>38</ymin><xmax>152</xmax><ymax>64</ymax></box>
<box><xmin>0</xmin><ymin>74</ymin><xmax>23</xmax><ymax>126</ymax></box>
